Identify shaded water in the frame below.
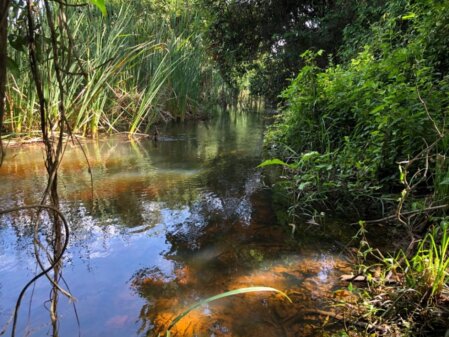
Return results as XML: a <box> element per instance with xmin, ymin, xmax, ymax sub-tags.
<box><xmin>0</xmin><ymin>111</ymin><xmax>352</xmax><ymax>337</ymax></box>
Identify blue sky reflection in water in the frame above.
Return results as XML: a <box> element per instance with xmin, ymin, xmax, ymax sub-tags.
<box><xmin>0</xmin><ymin>111</ymin><xmax>351</xmax><ymax>337</ymax></box>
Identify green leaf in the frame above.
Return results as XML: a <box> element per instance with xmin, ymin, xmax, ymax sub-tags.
<box><xmin>439</xmin><ymin>178</ymin><xmax>449</xmax><ymax>185</ymax></box>
<box><xmin>370</xmin><ymin>104</ymin><xmax>385</xmax><ymax>114</ymax></box>
<box><xmin>401</xmin><ymin>13</ymin><xmax>416</xmax><ymax>20</ymax></box>
<box><xmin>298</xmin><ymin>182</ymin><xmax>311</xmax><ymax>191</ymax></box>
<box><xmin>6</xmin><ymin>57</ymin><xmax>20</xmax><ymax>77</ymax></box>
<box><xmin>90</xmin><ymin>0</ymin><xmax>107</xmax><ymax>16</ymax></box>
<box><xmin>257</xmin><ymin>158</ymin><xmax>295</xmax><ymax>168</ymax></box>
<box><xmin>348</xmin><ymin>282</ymin><xmax>354</xmax><ymax>292</ymax></box>
<box><xmin>9</xmin><ymin>35</ymin><xmax>27</xmax><ymax>53</ymax></box>
<box><xmin>167</xmin><ymin>287</ymin><xmax>291</xmax><ymax>332</ymax></box>
<box><xmin>301</xmin><ymin>151</ymin><xmax>319</xmax><ymax>161</ymax></box>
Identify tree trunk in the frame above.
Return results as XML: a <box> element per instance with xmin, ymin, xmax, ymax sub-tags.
<box><xmin>0</xmin><ymin>0</ymin><xmax>9</xmax><ymax>165</ymax></box>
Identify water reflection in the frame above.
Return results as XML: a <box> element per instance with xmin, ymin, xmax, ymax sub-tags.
<box><xmin>0</xmin><ymin>111</ymin><xmax>352</xmax><ymax>337</ymax></box>
<box><xmin>131</xmin><ymin>186</ymin><xmax>352</xmax><ymax>337</ymax></box>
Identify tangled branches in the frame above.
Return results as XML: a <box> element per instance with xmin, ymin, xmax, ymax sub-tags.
<box><xmin>1</xmin><ymin>0</ymin><xmax>94</xmax><ymax>335</ymax></box>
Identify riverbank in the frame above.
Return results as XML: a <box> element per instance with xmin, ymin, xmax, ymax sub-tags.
<box><xmin>259</xmin><ymin>2</ymin><xmax>449</xmax><ymax>334</ymax></box>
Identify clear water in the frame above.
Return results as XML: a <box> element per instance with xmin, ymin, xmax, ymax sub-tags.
<box><xmin>0</xmin><ymin>111</ymin><xmax>351</xmax><ymax>337</ymax></box>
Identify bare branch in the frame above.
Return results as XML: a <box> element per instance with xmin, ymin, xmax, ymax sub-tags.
<box><xmin>417</xmin><ymin>86</ymin><xmax>443</xmax><ymax>138</ymax></box>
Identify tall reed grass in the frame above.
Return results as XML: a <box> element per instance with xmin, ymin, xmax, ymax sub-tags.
<box><xmin>404</xmin><ymin>222</ymin><xmax>449</xmax><ymax>299</ymax></box>
<box><xmin>5</xmin><ymin>1</ymin><xmax>225</xmax><ymax>137</ymax></box>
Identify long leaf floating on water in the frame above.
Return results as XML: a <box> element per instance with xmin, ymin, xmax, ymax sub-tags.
<box><xmin>167</xmin><ymin>286</ymin><xmax>292</xmax><ymax>332</ymax></box>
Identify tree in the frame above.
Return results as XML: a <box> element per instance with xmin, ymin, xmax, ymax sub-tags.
<box><xmin>200</xmin><ymin>0</ymin><xmax>385</xmax><ymax>102</ymax></box>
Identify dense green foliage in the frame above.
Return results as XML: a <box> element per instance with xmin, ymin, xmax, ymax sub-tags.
<box><xmin>231</xmin><ymin>1</ymin><xmax>449</xmax><ymax>333</ymax></box>
<box><xmin>265</xmin><ymin>0</ymin><xmax>449</xmax><ymax>216</ymax></box>
<box><xmin>200</xmin><ymin>0</ymin><xmax>386</xmax><ymax>102</ymax></box>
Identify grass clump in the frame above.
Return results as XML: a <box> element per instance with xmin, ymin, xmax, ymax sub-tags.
<box><xmin>335</xmin><ymin>220</ymin><xmax>449</xmax><ymax>336</ymax></box>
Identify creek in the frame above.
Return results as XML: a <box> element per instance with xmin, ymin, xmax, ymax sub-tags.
<box><xmin>0</xmin><ymin>111</ymin><xmax>353</xmax><ymax>337</ymax></box>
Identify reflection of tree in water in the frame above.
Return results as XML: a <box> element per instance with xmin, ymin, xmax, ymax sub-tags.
<box><xmin>131</xmin><ymin>220</ymin><xmax>351</xmax><ymax>337</ymax></box>
<box><xmin>92</xmin><ymin>191</ymin><xmax>145</xmax><ymax>228</ymax></box>
<box><xmin>128</xmin><ymin>186</ymin><xmax>341</xmax><ymax>336</ymax></box>
<box><xmin>128</xmin><ymin>144</ymin><xmax>352</xmax><ymax>336</ymax></box>
<box><xmin>0</xmin><ymin>110</ymin><xmax>263</xmax><ymax>237</ymax></box>
<box><xmin>0</xmin><ymin>212</ymin><xmax>65</xmax><ymax>261</ymax></box>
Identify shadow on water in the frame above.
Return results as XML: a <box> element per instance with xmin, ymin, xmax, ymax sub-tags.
<box><xmin>0</xmin><ymin>110</ymin><xmax>355</xmax><ymax>337</ymax></box>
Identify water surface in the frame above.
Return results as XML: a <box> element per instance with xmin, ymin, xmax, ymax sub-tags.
<box><xmin>0</xmin><ymin>111</ymin><xmax>352</xmax><ymax>337</ymax></box>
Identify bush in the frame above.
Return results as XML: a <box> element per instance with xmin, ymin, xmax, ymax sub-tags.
<box><xmin>265</xmin><ymin>0</ymin><xmax>449</xmax><ymax>216</ymax></box>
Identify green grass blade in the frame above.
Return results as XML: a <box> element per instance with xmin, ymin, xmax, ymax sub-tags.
<box><xmin>167</xmin><ymin>286</ymin><xmax>291</xmax><ymax>331</ymax></box>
